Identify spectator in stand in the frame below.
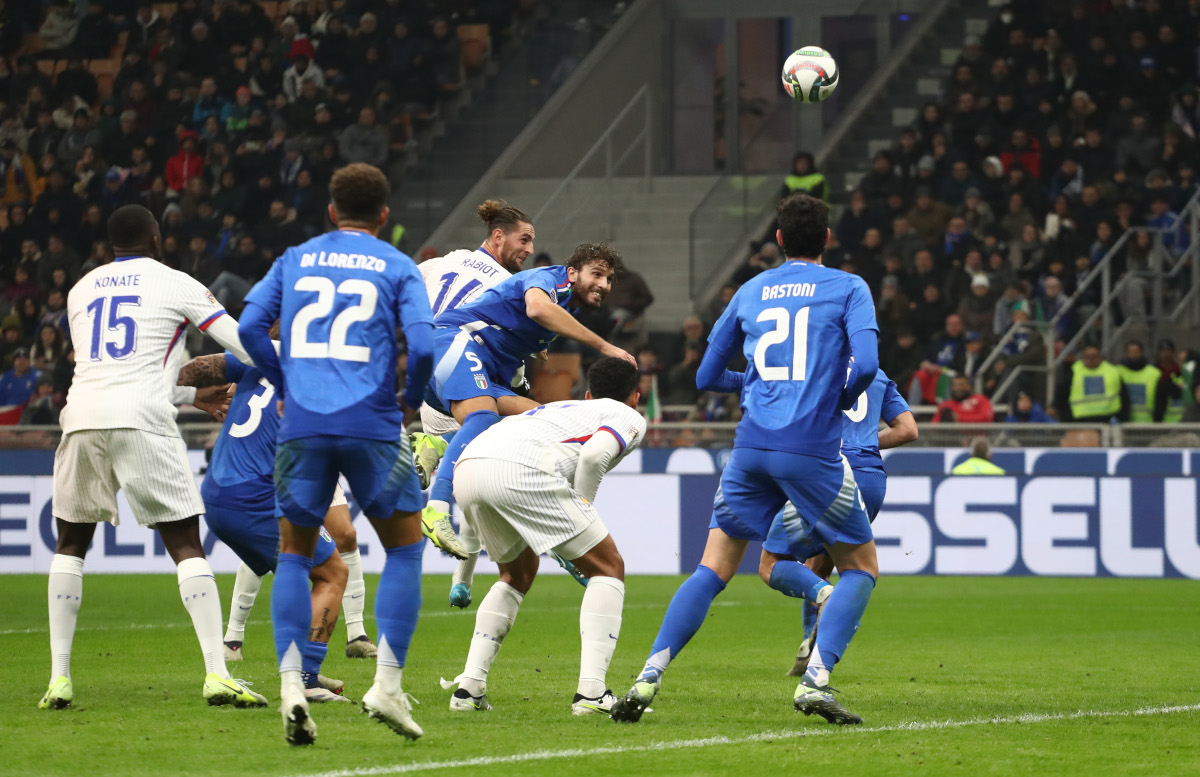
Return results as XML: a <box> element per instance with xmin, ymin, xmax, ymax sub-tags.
<box><xmin>1006</xmin><ymin>391</ymin><xmax>1054</xmax><ymax>423</ymax></box>
<box><xmin>0</xmin><ymin>347</ymin><xmax>38</xmax><ymax>410</ymax></box>
<box><xmin>907</xmin><ymin>186</ymin><xmax>953</xmax><ymax>246</ymax></box>
<box><xmin>835</xmin><ymin>189</ymin><xmax>879</xmax><ymax>249</ymax></box>
<box><xmin>958</xmin><ymin>331</ymin><xmax>987</xmax><ymax>383</ymax></box>
<box><xmin>950</xmin><ymin>437</ymin><xmax>1006</xmax><ymax>473</ymax></box>
<box><xmin>1061</xmin><ymin>344</ymin><xmax>1127</xmax><ymax>423</ymax></box>
<box><xmin>0</xmin><ymin>139</ymin><xmax>37</xmax><ymax>205</ymax></box>
<box><xmin>884</xmin><ymin>328</ymin><xmax>922</xmax><ymax>398</ymax></box>
<box><xmin>1036</xmin><ymin>275</ymin><xmax>1072</xmax><ymax>339</ymax></box>
<box><xmin>703</xmin><ymin>284</ymin><xmax>736</xmax><ymax>328</ymax></box>
<box><xmin>30</xmin><ymin>324</ymin><xmax>66</xmax><ymax>372</ymax></box>
<box><xmin>941</xmin><ymin>215</ymin><xmax>979</xmax><ymax>264</ymax></box>
<box><xmin>604</xmin><ymin>263</ymin><xmax>655</xmax><ymax>339</ymax></box>
<box><xmin>875</xmin><ymin>274</ymin><xmax>911</xmax><ymax>331</ymax></box>
<box><xmin>74</xmin><ymin>0</ymin><xmax>117</xmax><ymax>59</ymax></box>
<box><xmin>209</xmin><ymin>234</ymin><xmax>268</xmax><ymax>310</ymax></box>
<box><xmin>860</xmin><ymin>151</ymin><xmax>902</xmax><ymax>207</ymax></box>
<box><xmin>884</xmin><ymin>215</ymin><xmax>923</xmax><ymax>266</ymax></box>
<box><xmin>905</xmin><ymin>249</ymin><xmax>943</xmax><ymax>298</ymax></box>
<box><xmin>957</xmin><ymin>275</ymin><xmax>996</xmax><ymax>334</ymax></box>
<box><xmin>38</xmin><ymin>2</ymin><xmax>78</xmax><ymax>55</ymax></box>
<box><xmin>19</xmin><ymin>375</ymin><xmax>60</xmax><ymax>425</ymax></box>
<box><xmin>928</xmin><ymin>313</ymin><xmax>967</xmax><ymax>371</ymax></box>
<box><xmin>338</xmin><ymin>107</ymin><xmax>388</xmax><ymax>168</ymax></box>
<box><xmin>932</xmin><ymin>374</ymin><xmax>995</xmax><ymax>423</ymax></box>
<box><xmin>165</xmin><ymin>131</ymin><xmax>204</xmax><ymax>194</ymax></box>
<box><xmin>732</xmin><ymin>240</ymin><xmax>782</xmax><ymax>286</ymax></box>
<box><xmin>283</xmin><ymin>51</ymin><xmax>325</xmax><ymax>103</ymax></box>
<box><xmin>1115</xmin><ymin>113</ymin><xmax>1162</xmax><ymax>177</ymax></box>
<box><xmin>779</xmin><ymin>151</ymin><xmax>829</xmax><ymax>201</ymax></box>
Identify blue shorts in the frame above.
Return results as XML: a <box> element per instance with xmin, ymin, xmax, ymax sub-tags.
<box><xmin>204</xmin><ymin>504</ymin><xmax>335</xmax><ymax>576</ymax></box>
<box><xmin>709</xmin><ymin>447</ymin><xmax>872</xmax><ymax>551</ymax></box>
<box><xmin>761</xmin><ymin>466</ymin><xmax>886</xmax><ymax>558</ymax></box>
<box><xmin>431</xmin><ymin>326</ymin><xmax>517</xmax><ymax>407</ymax></box>
<box><xmin>275</xmin><ymin>435</ymin><xmax>422</xmax><ymax>526</ymax></box>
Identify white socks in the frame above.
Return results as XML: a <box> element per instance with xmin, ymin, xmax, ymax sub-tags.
<box><xmin>374</xmin><ymin>635</ymin><xmax>404</xmax><ymax>695</ymax></box>
<box><xmin>452</xmin><ymin>520</ymin><xmax>481</xmax><ymax>589</ymax></box>
<box><xmin>578</xmin><ymin>576</ymin><xmax>624</xmax><ymax>698</ymax></box>
<box><xmin>340</xmin><ymin>549</ymin><xmax>367</xmax><ymax>642</ymax></box>
<box><xmin>177</xmin><ymin>557</ymin><xmax>228</xmax><ymax>678</ymax></box>
<box><xmin>223</xmin><ymin>562</ymin><xmax>262</xmax><ymax>643</ymax></box>
<box><xmin>428</xmin><ymin>499</ymin><xmax>450</xmax><ymax>515</ymax></box>
<box><xmin>460</xmin><ymin>581</ymin><xmax>523</xmax><ymax>696</ymax></box>
<box><xmin>47</xmin><ymin>553</ymin><xmax>84</xmax><ymax>681</ymax></box>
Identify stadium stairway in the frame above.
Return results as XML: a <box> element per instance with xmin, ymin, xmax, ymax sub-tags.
<box><xmin>431</xmin><ymin>175</ymin><xmax>719</xmax><ymax>332</ymax></box>
<box><xmin>822</xmin><ymin>0</ymin><xmax>999</xmax><ymax>196</ymax></box>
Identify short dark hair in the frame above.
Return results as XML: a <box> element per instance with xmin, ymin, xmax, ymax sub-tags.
<box><xmin>776</xmin><ymin>193</ymin><xmax>829</xmax><ymax>259</ymax></box>
<box><xmin>107</xmin><ymin>204</ymin><xmax>157</xmax><ymax>247</ymax></box>
<box><xmin>476</xmin><ymin>199</ymin><xmax>531</xmax><ymax>234</ymax></box>
<box><xmin>566</xmin><ymin>241</ymin><xmax>624</xmax><ymax>277</ymax></box>
<box><xmin>329</xmin><ymin>163</ymin><xmax>389</xmax><ymax>223</ymax></box>
<box><xmin>587</xmin><ymin>356</ymin><xmax>639</xmax><ymax>402</ymax></box>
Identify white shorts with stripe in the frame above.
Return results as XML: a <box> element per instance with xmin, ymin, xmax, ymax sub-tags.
<box><xmin>420</xmin><ymin>403</ymin><xmax>461</xmax><ymax>437</ymax></box>
<box><xmin>330</xmin><ymin>483</ymin><xmax>348</xmax><ymax>508</ymax></box>
<box><xmin>454</xmin><ymin>457</ymin><xmax>608</xmax><ymax>564</ymax></box>
<box><xmin>53</xmin><ymin>429</ymin><xmax>205</xmax><ymax>526</ymax></box>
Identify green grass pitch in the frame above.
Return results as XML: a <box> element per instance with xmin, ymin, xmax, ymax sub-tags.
<box><xmin>2</xmin><ymin>573</ymin><xmax>1198</xmax><ymax>777</ymax></box>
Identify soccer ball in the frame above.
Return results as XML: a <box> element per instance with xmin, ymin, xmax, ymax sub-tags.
<box><xmin>781</xmin><ymin>47</ymin><xmax>839</xmax><ymax>103</ymax></box>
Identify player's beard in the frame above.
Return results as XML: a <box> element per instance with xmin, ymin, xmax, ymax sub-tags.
<box><xmin>573</xmin><ymin>281</ymin><xmax>607</xmax><ymax>308</ymax></box>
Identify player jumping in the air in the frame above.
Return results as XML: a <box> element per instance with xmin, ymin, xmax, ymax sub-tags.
<box><xmin>238</xmin><ymin>163</ymin><xmax>434</xmax><ymax>745</ymax></box>
<box><xmin>754</xmin><ymin>369</ymin><xmax>916</xmax><ymax>676</ymax></box>
<box><xmin>411</xmin><ymin>200</ymin><xmax>535</xmax><ymax>571</ymax></box>
<box><xmin>42</xmin><ymin>205</ymin><xmax>266</xmax><ymax>710</ymax></box>
<box><xmin>441</xmin><ymin>357</ymin><xmax>646</xmax><ymax>715</ymax></box>
<box><xmin>177</xmin><ymin>343</ymin><xmax>357</xmax><ymax>702</ymax></box>
<box><xmin>419</xmin><ymin>243</ymin><xmax>636</xmax><ymax>576</ymax></box>
<box><xmin>611</xmin><ymin>193</ymin><xmax>881</xmax><ymax>725</ymax></box>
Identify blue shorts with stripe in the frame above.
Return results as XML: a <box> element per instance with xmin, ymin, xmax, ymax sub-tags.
<box><xmin>275</xmin><ymin>435</ymin><xmax>422</xmax><ymax>527</ymax></box>
<box><xmin>708</xmin><ymin>447</ymin><xmax>872</xmax><ymax>552</ymax></box>
<box><xmin>761</xmin><ymin>465</ymin><xmax>885</xmax><ymax>558</ymax></box>
<box><xmin>204</xmin><ymin>503</ymin><xmax>335</xmax><ymax>576</ymax></box>
<box><xmin>430</xmin><ymin>326</ymin><xmax>518</xmax><ymax>408</ymax></box>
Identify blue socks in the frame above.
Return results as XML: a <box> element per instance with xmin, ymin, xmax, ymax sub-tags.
<box><xmin>375</xmin><ymin>539</ymin><xmax>424</xmax><ymax>668</ymax></box>
<box><xmin>301</xmin><ymin>640</ymin><xmax>328</xmax><ymax>687</ymax></box>
<box><xmin>639</xmin><ymin>565</ymin><xmax>726</xmax><ymax>682</ymax></box>
<box><xmin>768</xmin><ymin>560</ymin><xmax>831</xmax><ymax>603</ymax></box>
<box><xmin>802</xmin><ymin>600</ymin><xmax>819</xmax><ymax>641</ymax></box>
<box><xmin>806</xmin><ymin>569</ymin><xmax>876</xmax><ymax>683</ymax></box>
<box><xmin>271</xmin><ymin>552</ymin><xmax>314</xmax><ymax>671</ymax></box>
<box><xmin>429</xmin><ymin>410</ymin><xmax>499</xmax><ymax>505</ymax></box>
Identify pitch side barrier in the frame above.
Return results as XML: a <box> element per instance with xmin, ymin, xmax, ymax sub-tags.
<box><xmin>0</xmin><ymin>448</ymin><xmax>1197</xmax><ymax>578</ymax></box>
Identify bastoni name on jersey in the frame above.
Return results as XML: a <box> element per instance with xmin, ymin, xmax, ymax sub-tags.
<box><xmin>761</xmin><ymin>281</ymin><xmax>817</xmax><ymax>300</ymax></box>
<box><xmin>299</xmin><ymin>251</ymin><xmax>388</xmax><ymax>272</ymax></box>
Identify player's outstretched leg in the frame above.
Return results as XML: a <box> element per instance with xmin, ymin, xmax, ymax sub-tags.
<box><xmin>442</xmin><ymin>574</ymin><xmax>526</xmax><ymax>711</ymax></box>
<box><xmin>449</xmin><ymin>517</ymin><xmax>483</xmax><ymax>608</ymax></box>
<box><xmin>271</xmin><ymin>518</ymin><xmax>321</xmax><ymax>744</ymax></box>
<box><xmin>411</xmin><ymin>431</ymin><xmax>449</xmax><ymax>490</ymax></box>
<box><xmin>424</xmin><ymin>407</ymin><xmax>501</xmax><ymax>559</ymax></box>
<box><xmin>794</xmin><ymin>542</ymin><xmax>877</xmax><ymax>725</ymax></box>
<box><xmin>40</xmin><ymin>521</ymin><xmax>93</xmax><ymax>709</ymax></box>
<box><xmin>323</xmin><ymin>500</ymin><xmax>376</xmax><ymax>658</ymax></box>
<box><xmin>223</xmin><ymin>562</ymin><xmax>263</xmax><ymax>662</ymax></box>
<box><xmin>786</xmin><ymin>554</ymin><xmax>836</xmax><ymax>677</ymax></box>
<box><xmin>758</xmin><ymin>549</ymin><xmax>834</xmax><ymax>676</ymax></box>
<box><xmin>361</xmin><ymin>514</ymin><xmax>424</xmax><ymax>739</ymax></box>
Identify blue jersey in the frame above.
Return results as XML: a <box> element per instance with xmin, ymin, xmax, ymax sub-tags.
<box><xmin>242</xmin><ymin>230</ymin><xmax>433</xmax><ymax>443</ymax></box>
<box><xmin>200</xmin><ymin>353</ymin><xmax>277</xmax><ymax>513</ymax></box>
<box><xmin>840</xmin><ymin>370</ymin><xmax>909</xmax><ymax>470</ymax></box>
<box><xmin>708</xmin><ymin>260</ymin><xmax>878</xmax><ymax>458</ymax></box>
<box><xmin>435</xmin><ymin>266</ymin><xmax>572</xmax><ymax>377</ymax></box>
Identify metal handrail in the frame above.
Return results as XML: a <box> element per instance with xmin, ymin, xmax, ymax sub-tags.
<box><xmin>530</xmin><ymin>84</ymin><xmax>652</xmax><ymax>229</ymax></box>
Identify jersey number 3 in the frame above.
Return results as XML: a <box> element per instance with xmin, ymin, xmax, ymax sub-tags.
<box><xmin>229</xmin><ymin>378</ymin><xmax>275</xmax><ymax>438</ymax></box>
<box><xmin>753</xmin><ymin>306</ymin><xmax>809</xmax><ymax>381</ymax></box>
<box><xmin>290</xmin><ymin>277</ymin><xmax>377</xmax><ymax>363</ymax></box>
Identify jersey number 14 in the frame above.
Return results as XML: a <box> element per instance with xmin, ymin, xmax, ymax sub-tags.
<box><xmin>753</xmin><ymin>306</ymin><xmax>809</xmax><ymax>381</ymax></box>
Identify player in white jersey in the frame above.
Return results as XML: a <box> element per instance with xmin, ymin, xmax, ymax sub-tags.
<box><xmin>440</xmin><ymin>357</ymin><xmax>646</xmax><ymax>716</ymax></box>
<box><xmin>409</xmin><ymin>200</ymin><xmax>535</xmax><ymax>602</ymax></box>
<box><xmin>40</xmin><ymin>205</ymin><xmax>268</xmax><ymax>711</ymax></box>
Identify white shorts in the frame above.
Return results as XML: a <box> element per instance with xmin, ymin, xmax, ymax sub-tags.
<box><xmin>330</xmin><ymin>483</ymin><xmax>348</xmax><ymax>508</ymax></box>
<box><xmin>420</xmin><ymin>403</ymin><xmax>461</xmax><ymax>437</ymax></box>
<box><xmin>53</xmin><ymin>429</ymin><xmax>205</xmax><ymax>526</ymax></box>
<box><xmin>454</xmin><ymin>458</ymin><xmax>608</xmax><ymax>564</ymax></box>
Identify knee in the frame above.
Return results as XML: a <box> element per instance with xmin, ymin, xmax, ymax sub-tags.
<box><xmin>757</xmin><ymin>553</ymin><xmax>776</xmax><ymax>585</ymax></box>
<box><xmin>598</xmin><ymin>549</ymin><xmax>624</xmax><ymax>581</ymax></box>
<box><xmin>333</xmin><ymin>526</ymin><xmax>357</xmax><ymax>554</ymax></box>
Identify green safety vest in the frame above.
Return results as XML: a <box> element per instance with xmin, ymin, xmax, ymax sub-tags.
<box><xmin>1117</xmin><ymin>364</ymin><xmax>1162</xmax><ymax>423</ymax></box>
<box><xmin>785</xmin><ymin>172</ymin><xmax>828</xmax><ymax>200</ymax></box>
<box><xmin>951</xmin><ymin>457</ymin><xmax>1006</xmax><ymax>475</ymax></box>
<box><xmin>1070</xmin><ymin>361</ymin><xmax>1122</xmax><ymax>420</ymax></box>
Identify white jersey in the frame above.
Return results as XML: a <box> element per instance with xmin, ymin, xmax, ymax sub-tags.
<box><xmin>419</xmin><ymin>248</ymin><xmax>511</xmax><ymax>319</ymax></box>
<box><xmin>61</xmin><ymin>256</ymin><xmax>229</xmax><ymax>437</ymax></box>
<box><xmin>461</xmin><ymin>398</ymin><xmax>647</xmax><ymax>481</ymax></box>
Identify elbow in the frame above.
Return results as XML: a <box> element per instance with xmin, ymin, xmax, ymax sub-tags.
<box><xmin>903</xmin><ymin>420</ymin><xmax>919</xmax><ymax>444</ymax></box>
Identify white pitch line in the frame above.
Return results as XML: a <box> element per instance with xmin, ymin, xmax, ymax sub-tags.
<box><xmin>281</xmin><ymin>703</ymin><xmax>1200</xmax><ymax>777</ymax></box>
<box><xmin>0</xmin><ymin>602</ymin><xmax>742</xmax><ymax>636</ymax></box>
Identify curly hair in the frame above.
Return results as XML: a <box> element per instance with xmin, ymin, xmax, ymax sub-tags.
<box><xmin>566</xmin><ymin>241</ymin><xmax>624</xmax><ymax>278</ymax></box>
<box><xmin>586</xmin><ymin>356</ymin><xmax>639</xmax><ymax>402</ymax></box>
<box><xmin>776</xmin><ymin>193</ymin><xmax>829</xmax><ymax>259</ymax></box>
<box><xmin>329</xmin><ymin>163</ymin><xmax>390</xmax><ymax>223</ymax></box>
<box><xmin>477</xmin><ymin>199</ymin><xmax>531</xmax><ymax>234</ymax></box>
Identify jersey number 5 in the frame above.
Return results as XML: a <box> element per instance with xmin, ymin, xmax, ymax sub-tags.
<box><xmin>753</xmin><ymin>306</ymin><xmax>809</xmax><ymax>381</ymax></box>
<box><xmin>85</xmin><ymin>295</ymin><xmax>141</xmax><ymax>361</ymax></box>
<box><xmin>291</xmin><ymin>277</ymin><xmax>377</xmax><ymax>363</ymax></box>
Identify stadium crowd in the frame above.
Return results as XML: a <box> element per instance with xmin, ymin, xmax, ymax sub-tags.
<box><xmin>0</xmin><ymin>0</ymin><xmax>520</xmax><ymax>423</ymax></box>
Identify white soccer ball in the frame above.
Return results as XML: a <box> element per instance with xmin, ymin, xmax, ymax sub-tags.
<box><xmin>782</xmin><ymin>46</ymin><xmax>839</xmax><ymax>103</ymax></box>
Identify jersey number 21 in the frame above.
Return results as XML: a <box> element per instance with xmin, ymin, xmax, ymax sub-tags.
<box><xmin>753</xmin><ymin>306</ymin><xmax>809</xmax><ymax>381</ymax></box>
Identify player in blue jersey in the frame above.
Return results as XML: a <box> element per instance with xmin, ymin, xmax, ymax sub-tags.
<box><xmin>237</xmin><ymin>163</ymin><xmax>434</xmax><ymax>745</ymax></box>
<box><xmin>419</xmin><ymin>243</ymin><xmax>637</xmax><ymax>554</ymax></box>
<box><xmin>755</xmin><ymin>370</ymin><xmax>917</xmax><ymax>676</ymax></box>
<box><xmin>177</xmin><ymin>344</ymin><xmax>353</xmax><ymax>703</ymax></box>
<box><xmin>612</xmin><ymin>193</ymin><xmax>881</xmax><ymax>726</ymax></box>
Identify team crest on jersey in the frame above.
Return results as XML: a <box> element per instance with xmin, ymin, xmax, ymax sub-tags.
<box><xmin>474</xmin><ymin>374</ymin><xmax>488</xmax><ymax>389</ymax></box>
<box><xmin>205</xmin><ymin>290</ymin><xmax>218</xmax><ymax>305</ymax></box>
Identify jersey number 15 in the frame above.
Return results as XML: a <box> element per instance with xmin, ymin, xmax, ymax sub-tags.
<box><xmin>753</xmin><ymin>306</ymin><xmax>809</xmax><ymax>382</ymax></box>
<box><xmin>85</xmin><ymin>295</ymin><xmax>140</xmax><ymax>361</ymax></box>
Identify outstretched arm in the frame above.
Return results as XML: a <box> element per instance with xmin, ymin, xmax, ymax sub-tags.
<box><xmin>695</xmin><ymin>341</ymin><xmax>744</xmax><ymax>393</ymax></box>
<box><xmin>878</xmin><ymin>410</ymin><xmax>918</xmax><ymax>449</ymax></box>
<box><xmin>177</xmin><ymin>354</ymin><xmax>229</xmax><ymax>388</ymax></box>
<box><xmin>524</xmin><ymin>289</ymin><xmax>635</xmax><ymax>366</ymax></box>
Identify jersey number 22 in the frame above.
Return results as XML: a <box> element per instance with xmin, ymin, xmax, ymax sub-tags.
<box><xmin>290</xmin><ymin>277</ymin><xmax>377</xmax><ymax>363</ymax></box>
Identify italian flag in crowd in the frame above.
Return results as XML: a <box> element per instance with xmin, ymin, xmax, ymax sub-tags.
<box><xmin>645</xmin><ymin>374</ymin><xmax>663</xmax><ymax>446</ymax></box>
<box><xmin>0</xmin><ymin>405</ymin><xmax>22</xmax><ymax>425</ymax></box>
